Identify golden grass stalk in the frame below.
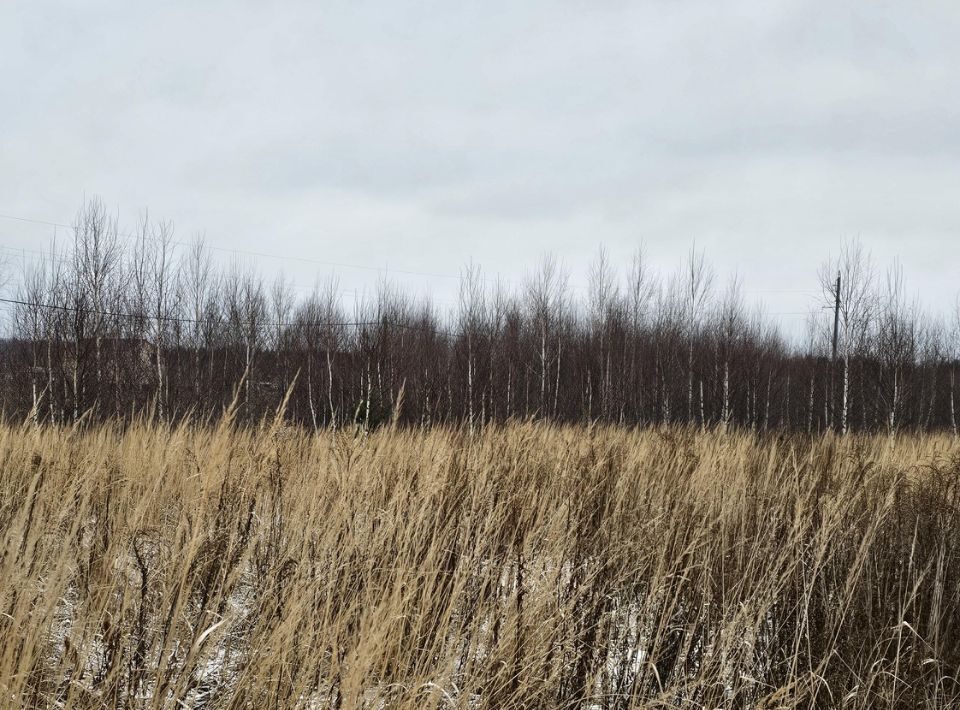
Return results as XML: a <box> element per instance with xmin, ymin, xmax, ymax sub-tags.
<box><xmin>1</xmin><ymin>421</ymin><xmax>959</xmax><ymax>708</ymax></box>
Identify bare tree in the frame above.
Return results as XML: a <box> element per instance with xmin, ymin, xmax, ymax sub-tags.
<box><xmin>271</xmin><ymin>272</ymin><xmax>295</xmax><ymax>396</ymax></box>
<box><xmin>950</xmin><ymin>295</ymin><xmax>960</xmax><ymax>436</ymax></box>
<box><xmin>224</xmin><ymin>261</ymin><xmax>266</xmax><ymax>417</ymax></box>
<box><xmin>819</xmin><ymin>239</ymin><xmax>874</xmax><ymax>434</ymax></box>
<box><xmin>179</xmin><ymin>235</ymin><xmax>217</xmax><ymax>410</ymax></box>
<box><xmin>43</xmin><ymin>240</ymin><xmax>67</xmax><ymax>423</ymax></box>
<box><xmin>715</xmin><ymin>274</ymin><xmax>746</xmax><ymax>427</ymax></box>
<box><xmin>296</xmin><ymin>275</ymin><xmax>345</xmax><ymax>428</ymax></box>
<box><xmin>71</xmin><ymin>197</ymin><xmax>122</xmax><ymax>418</ymax></box>
<box><xmin>8</xmin><ymin>197</ymin><xmax>960</xmax><ymax>434</ymax></box>
<box><xmin>150</xmin><ymin>218</ymin><xmax>176</xmax><ymax>420</ymax></box>
<box><xmin>626</xmin><ymin>246</ymin><xmax>657</xmax><ymax>422</ymax></box>
<box><xmin>14</xmin><ymin>262</ymin><xmax>47</xmax><ymax>421</ymax></box>
<box><xmin>458</xmin><ymin>261</ymin><xmax>485</xmax><ymax>431</ymax></box>
<box><xmin>874</xmin><ymin>260</ymin><xmax>919</xmax><ymax>433</ymax></box>
<box><xmin>587</xmin><ymin>247</ymin><xmax>620</xmax><ymax>420</ymax></box>
<box><xmin>525</xmin><ymin>255</ymin><xmax>569</xmax><ymax>418</ymax></box>
<box><xmin>683</xmin><ymin>245</ymin><xmax>713</xmax><ymax>425</ymax></box>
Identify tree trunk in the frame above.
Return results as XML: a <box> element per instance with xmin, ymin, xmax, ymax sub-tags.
<box><xmin>782</xmin><ymin>373</ymin><xmax>791</xmax><ymax>429</ymax></box>
<box><xmin>553</xmin><ymin>338</ymin><xmax>562</xmax><ymax>418</ymax></box>
<box><xmin>326</xmin><ymin>350</ymin><xmax>336</xmax><ymax>428</ymax></box>
<box><xmin>307</xmin><ymin>355</ymin><xmax>317</xmax><ymax>431</ymax></box>
<box><xmin>764</xmin><ymin>373</ymin><xmax>772</xmax><ymax>431</ymax></box>
<box><xmin>889</xmin><ymin>369</ymin><xmax>898</xmax><ymax>434</ymax></box>
<box><xmin>46</xmin><ymin>335</ymin><xmax>55</xmax><ymax>423</ymax></box>
<box><xmin>722</xmin><ymin>359</ymin><xmax>730</xmax><ymax>426</ymax></box>
<box><xmin>699</xmin><ymin>379</ymin><xmax>705</xmax><ymax>430</ymax></box>
<box><xmin>841</xmin><ymin>352</ymin><xmax>850</xmax><ymax>435</ymax></box>
<box><xmin>156</xmin><ymin>341</ymin><xmax>164</xmax><ymax>421</ymax></box>
<box><xmin>950</xmin><ymin>368</ymin><xmax>957</xmax><ymax>437</ymax></box>
<box><xmin>467</xmin><ymin>334</ymin><xmax>474</xmax><ymax>432</ymax></box>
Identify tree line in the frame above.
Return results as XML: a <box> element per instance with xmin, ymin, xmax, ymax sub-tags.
<box><xmin>5</xmin><ymin>198</ymin><xmax>959</xmax><ymax>433</ymax></box>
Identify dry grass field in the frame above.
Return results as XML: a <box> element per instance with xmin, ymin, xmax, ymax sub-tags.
<box><xmin>2</xmin><ymin>415</ymin><xmax>960</xmax><ymax>708</ymax></box>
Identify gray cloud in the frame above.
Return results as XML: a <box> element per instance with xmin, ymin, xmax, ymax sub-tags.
<box><xmin>3</xmin><ymin>0</ymin><xmax>960</xmax><ymax>329</ymax></box>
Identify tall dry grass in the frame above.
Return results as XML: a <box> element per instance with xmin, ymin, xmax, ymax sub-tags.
<box><xmin>1</xmin><ymin>417</ymin><xmax>959</xmax><ymax>708</ymax></box>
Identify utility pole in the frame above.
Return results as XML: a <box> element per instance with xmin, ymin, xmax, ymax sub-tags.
<box><xmin>830</xmin><ymin>270</ymin><xmax>841</xmax><ymax>431</ymax></box>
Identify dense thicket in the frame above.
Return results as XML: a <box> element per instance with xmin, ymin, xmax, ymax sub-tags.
<box><xmin>5</xmin><ymin>198</ymin><xmax>959</xmax><ymax>432</ymax></box>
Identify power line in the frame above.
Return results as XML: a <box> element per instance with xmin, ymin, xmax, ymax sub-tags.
<box><xmin>745</xmin><ymin>288</ymin><xmax>820</xmax><ymax>294</ymax></box>
<box><xmin>0</xmin><ymin>211</ymin><xmax>825</xmax><ymax>306</ymax></box>
<box><xmin>0</xmin><ymin>211</ymin><xmax>817</xmax><ymax>333</ymax></box>
<box><xmin>0</xmin><ymin>243</ymin><xmax>358</xmax><ymax>299</ymax></box>
<box><xmin>0</xmin><ymin>211</ymin><xmax>484</xmax><ymax>283</ymax></box>
<box><xmin>0</xmin><ymin>240</ymin><xmax>463</xmax><ymax>309</ymax></box>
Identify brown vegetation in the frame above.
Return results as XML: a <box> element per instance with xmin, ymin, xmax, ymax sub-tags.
<box><xmin>2</xmin><ymin>416</ymin><xmax>960</xmax><ymax>708</ymax></box>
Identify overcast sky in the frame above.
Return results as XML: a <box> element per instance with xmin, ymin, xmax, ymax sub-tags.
<box><xmin>3</xmin><ymin>0</ymin><xmax>959</xmax><ymax>334</ymax></box>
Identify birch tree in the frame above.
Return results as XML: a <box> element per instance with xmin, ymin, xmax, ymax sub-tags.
<box><xmin>458</xmin><ymin>261</ymin><xmax>485</xmax><ymax>431</ymax></box>
<box><xmin>952</xmin><ymin>296</ymin><xmax>960</xmax><ymax>436</ymax></box>
<box><xmin>71</xmin><ymin>198</ymin><xmax>122</xmax><ymax>418</ymax></box>
<box><xmin>683</xmin><ymin>245</ymin><xmax>713</xmax><ymax>426</ymax></box>
<box><xmin>150</xmin><ymin>218</ymin><xmax>176</xmax><ymax>420</ymax></box>
<box><xmin>626</xmin><ymin>247</ymin><xmax>657</xmax><ymax>422</ymax></box>
<box><xmin>525</xmin><ymin>255</ymin><xmax>568</xmax><ymax>418</ymax></box>
<box><xmin>874</xmin><ymin>260</ymin><xmax>918</xmax><ymax>433</ymax></box>
<box><xmin>715</xmin><ymin>275</ymin><xmax>746</xmax><ymax>427</ymax></box>
<box><xmin>180</xmin><ymin>235</ymin><xmax>217</xmax><ymax>409</ymax></box>
<box><xmin>587</xmin><ymin>247</ymin><xmax>619</xmax><ymax>420</ymax></box>
<box><xmin>819</xmin><ymin>239</ymin><xmax>874</xmax><ymax>435</ymax></box>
